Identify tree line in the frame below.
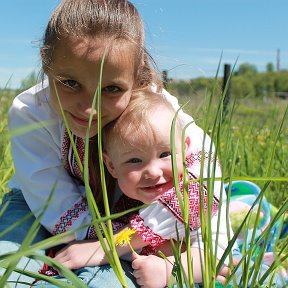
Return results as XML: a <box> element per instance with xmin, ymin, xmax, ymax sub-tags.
<box><xmin>2</xmin><ymin>63</ymin><xmax>288</xmax><ymax>101</ymax></box>
<box><xmin>167</xmin><ymin>63</ymin><xmax>288</xmax><ymax>100</ymax></box>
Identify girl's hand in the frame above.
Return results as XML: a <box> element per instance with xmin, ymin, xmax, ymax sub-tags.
<box><xmin>54</xmin><ymin>240</ymin><xmax>107</xmax><ymax>270</ymax></box>
<box><xmin>132</xmin><ymin>252</ymin><xmax>167</xmax><ymax>288</ymax></box>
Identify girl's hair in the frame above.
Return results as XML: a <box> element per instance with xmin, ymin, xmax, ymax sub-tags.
<box><xmin>42</xmin><ymin>0</ymin><xmax>164</xmax><ymax>207</ymax></box>
<box><xmin>42</xmin><ymin>0</ymin><xmax>162</xmax><ymax>90</ymax></box>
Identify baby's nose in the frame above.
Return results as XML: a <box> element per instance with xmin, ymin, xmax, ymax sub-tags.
<box><xmin>144</xmin><ymin>164</ymin><xmax>163</xmax><ymax>180</ymax></box>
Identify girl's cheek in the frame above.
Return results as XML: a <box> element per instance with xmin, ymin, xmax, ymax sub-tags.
<box><xmin>49</xmin><ymin>96</ymin><xmax>60</xmax><ymax>114</ymax></box>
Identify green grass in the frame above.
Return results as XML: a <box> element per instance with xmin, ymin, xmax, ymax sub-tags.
<box><xmin>0</xmin><ymin>78</ymin><xmax>287</xmax><ymax>287</ymax></box>
<box><xmin>0</xmin><ymin>88</ymin><xmax>15</xmax><ymax>197</ymax></box>
<box><xmin>181</xmin><ymin>91</ymin><xmax>288</xmax><ymax>208</ymax></box>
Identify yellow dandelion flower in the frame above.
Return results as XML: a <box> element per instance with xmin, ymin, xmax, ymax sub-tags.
<box><xmin>115</xmin><ymin>228</ymin><xmax>136</xmax><ymax>253</ymax></box>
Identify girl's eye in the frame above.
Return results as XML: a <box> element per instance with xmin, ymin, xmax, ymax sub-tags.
<box><xmin>127</xmin><ymin>158</ymin><xmax>142</xmax><ymax>164</ymax></box>
<box><xmin>102</xmin><ymin>85</ymin><xmax>121</xmax><ymax>93</ymax></box>
<box><xmin>61</xmin><ymin>80</ymin><xmax>79</xmax><ymax>89</ymax></box>
<box><xmin>160</xmin><ymin>151</ymin><xmax>171</xmax><ymax>158</ymax></box>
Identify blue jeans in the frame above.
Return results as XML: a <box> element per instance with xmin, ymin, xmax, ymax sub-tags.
<box><xmin>0</xmin><ymin>190</ymin><xmax>140</xmax><ymax>287</ymax></box>
<box><xmin>0</xmin><ymin>190</ymin><xmax>285</xmax><ymax>287</ymax></box>
<box><xmin>34</xmin><ymin>261</ymin><xmax>139</xmax><ymax>288</ymax></box>
<box><xmin>0</xmin><ymin>190</ymin><xmax>49</xmax><ymax>286</ymax></box>
<box><xmin>0</xmin><ymin>189</ymin><xmax>52</xmax><ymax>244</ymax></box>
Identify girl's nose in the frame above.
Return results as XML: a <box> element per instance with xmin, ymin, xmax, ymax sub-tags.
<box><xmin>78</xmin><ymin>92</ymin><xmax>97</xmax><ymax>113</ymax></box>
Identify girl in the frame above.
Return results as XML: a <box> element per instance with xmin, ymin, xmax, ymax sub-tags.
<box><xmin>0</xmin><ymin>0</ymin><xmax>229</xmax><ymax>287</ymax></box>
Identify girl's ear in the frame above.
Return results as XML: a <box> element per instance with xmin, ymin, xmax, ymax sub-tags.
<box><xmin>40</xmin><ymin>48</ymin><xmax>46</xmax><ymax>64</ymax></box>
<box><xmin>40</xmin><ymin>48</ymin><xmax>48</xmax><ymax>73</ymax></box>
<box><xmin>103</xmin><ymin>152</ymin><xmax>118</xmax><ymax>179</ymax></box>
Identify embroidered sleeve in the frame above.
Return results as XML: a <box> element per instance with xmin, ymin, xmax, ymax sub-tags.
<box><xmin>87</xmin><ymin>195</ymin><xmax>143</xmax><ymax>239</ymax></box>
<box><xmin>86</xmin><ymin>221</ymin><xmax>128</xmax><ymax>239</ymax></box>
<box><xmin>132</xmin><ymin>173</ymin><xmax>219</xmax><ymax>246</ymax></box>
<box><xmin>130</xmin><ymin>213</ymin><xmax>166</xmax><ymax>247</ymax></box>
<box><xmin>8</xmin><ymin>84</ymin><xmax>93</xmax><ymax>240</ymax></box>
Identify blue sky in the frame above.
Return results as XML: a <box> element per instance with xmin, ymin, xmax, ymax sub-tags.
<box><xmin>1</xmin><ymin>0</ymin><xmax>288</xmax><ymax>88</ymax></box>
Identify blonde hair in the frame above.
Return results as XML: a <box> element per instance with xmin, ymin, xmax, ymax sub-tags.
<box><xmin>95</xmin><ymin>90</ymin><xmax>183</xmax><ymax>207</ymax></box>
<box><xmin>41</xmin><ymin>0</ymin><xmax>162</xmax><ymax>89</ymax></box>
<box><xmin>103</xmin><ymin>89</ymin><xmax>183</xmax><ymax>154</ymax></box>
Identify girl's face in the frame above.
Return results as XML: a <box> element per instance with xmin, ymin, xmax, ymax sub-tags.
<box><xmin>104</xmin><ymin>108</ymin><xmax>190</xmax><ymax>204</ymax></box>
<box><xmin>46</xmin><ymin>36</ymin><xmax>135</xmax><ymax>138</ymax></box>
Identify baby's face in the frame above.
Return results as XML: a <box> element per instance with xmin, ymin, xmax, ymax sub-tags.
<box><xmin>105</xmin><ymin>108</ymin><xmax>186</xmax><ymax>204</ymax></box>
<box><xmin>46</xmin><ymin>36</ymin><xmax>135</xmax><ymax>138</ymax></box>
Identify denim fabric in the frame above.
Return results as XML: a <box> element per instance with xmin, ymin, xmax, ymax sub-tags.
<box><xmin>0</xmin><ymin>190</ymin><xmax>140</xmax><ymax>287</ymax></box>
<box><xmin>1</xmin><ymin>191</ymin><xmax>285</xmax><ymax>288</ymax></box>
<box><xmin>0</xmin><ymin>241</ymin><xmax>45</xmax><ymax>287</ymax></box>
<box><xmin>0</xmin><ymin>189</ymin><xmax>51</xmax><ymax>244</ymax></box>
<box><xmin>34</xmin><ymin>261</ymin><xmax>139</xmax><ymax>288</ymax></box>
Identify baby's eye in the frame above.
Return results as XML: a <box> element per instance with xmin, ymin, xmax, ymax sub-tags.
<box><xmin>127</xmin><ymin>158</ymin><xmax>142</xmax><ymax>164</ymax></box>
<box><xmin>61</xmin><ymin>80</ymin><xmax>80</xmax><ymax>89</ymax></box>
<box><xmin>102</xmin><ymin>85</ymin><xmax>121</xmax><ymax>93</ymax></box>
<box><xmin>160</xmin><ymin>151</ymin><xmax>171</xmax><ymax>158</ymax></box>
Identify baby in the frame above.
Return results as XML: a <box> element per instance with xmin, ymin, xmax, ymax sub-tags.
<box><xmin>102</xmin><ymin>89</ymin><xmax>228</xmax><ymax>285</ymax></box>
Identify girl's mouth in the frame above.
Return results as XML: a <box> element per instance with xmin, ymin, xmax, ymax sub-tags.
<box><xmin>68</xmin><ymin>113</ymin><xmax>97</xmax><ymax>126</ymax></box>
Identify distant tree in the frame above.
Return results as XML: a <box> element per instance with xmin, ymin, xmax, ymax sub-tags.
<box><xmin>234</xmin><ymin>63</ymin><xmax>258</xmax><ymax>76</ymax></box>
<box><xmin>231</xmin><ymin>75</ymin><xmax>256</xmax><ymax>98</ymax></box>
<box><xmin>274</xmin><ymin>71</ymin><xmax>288</xmax><ymax>92</ymax></box>
<box><xmin>266</xmin><ymin>62</ymin><xmax>274</xmax><ymax>72</ymax></box>
<box><xmin>254</xmin><ymin>74</ymin><xmax>272</xmax><ymax>98</ymax></box>
<box><xmin>190</xmin><ymin>77</ymin><xmax>211</xmax><ymax>92</ymax></box>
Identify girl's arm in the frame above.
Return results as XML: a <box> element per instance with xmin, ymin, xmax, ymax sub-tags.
<box><xmin>54</xmin><ymin>227</ymin><xmax>148</xmax><ymax>269</ymax></box>
<box><xmin>8</xmin><ymin>83</ymin><xmax>92</xmax><ymax>240</ymax></box>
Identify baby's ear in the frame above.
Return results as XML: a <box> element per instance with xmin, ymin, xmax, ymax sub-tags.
<box><xmin>184</xmin><ymin>135</ymin><xmax>191</xmax><ymax>152</ymax></box>
<box><xmin>103</xmin><ymin>152</ymin><xmax>118</xmax><ymax>179</ymax></box>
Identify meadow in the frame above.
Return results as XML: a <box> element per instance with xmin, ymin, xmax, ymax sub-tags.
<box><xmin>0</xmin><ymin>78</ymin><xmax>287</xmax><ymax>287</ymax></box>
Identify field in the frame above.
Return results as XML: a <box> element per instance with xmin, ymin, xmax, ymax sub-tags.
<box><xmin>0</xmin><ymin>89</ymin><xmax>15</xmax><ymax>197</ymax></box>
<box><xmin>176</xmin><ymin>89</ymin><xmax>288</xmax><ymax>208</ymax></box>
<box><xmin>0</xmin><ymin>85</ymin><xmax>287</xmax><ymax>287</ymax></box>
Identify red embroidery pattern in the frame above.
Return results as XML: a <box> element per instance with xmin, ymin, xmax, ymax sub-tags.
<box><xmin>53</xmin><ymin>198</ymin><xmax>88</xmax><ymax>235</ymax></box>
<box><xmin>186</xmin><ymin>150</ymin><xmax>217</xmax><ymax>168</ymax></box>
<box><xmin>61</xmin><ymin>129</ymin><xmax>85</xmax><ymax>182</ymax></box>
<box><xmin>87</xmin><ymin>195</ymin><xmax>142</xmax><ymax>239</ymax></box>
<box><xmin>54</xmin><ymin>129</ymin><xmax>88</xmax><ymax>235</ymax></box>
<box><xmin>140</xmin><ymin>245</ymin><xmax>157</xmax><ymax>256</ymax></box>
<box><xmin>87</xmin><ymin>221</ymin><xmax>127</xmax><ymax>239</ymax></box>
<box><xmin>130</xmin><ymin>214</ymin><xmax>166</xmax><ymax>247</ymax></box>
<box><xmin>87</xmin><ymin>225</ymin><xmax>98</xmax><ymax>239</ymax></box>
<box><xmin>33</xmin><ymin>249</ymin><xmax>58</xmax><ymax>285</ymax></box>
<box><xmin>159</xmin><ymin>173</ymin><xmax>219</xmax><ymax>231</ymax></box>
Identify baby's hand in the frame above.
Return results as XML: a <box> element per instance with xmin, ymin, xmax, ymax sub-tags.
<box><xmin>54</xmin><ymin>240</ymin><xmax>106</xmax><ymax>270</ymax></box>
<box><xmin>132</xmin><ymin>252</ymin><xmax>167</xmax><ymax>288</ymax></box>
<box><xmin>216</xmin><ymin>258</ymin><xmax>239</xmax><ymax>284</ymax></box>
